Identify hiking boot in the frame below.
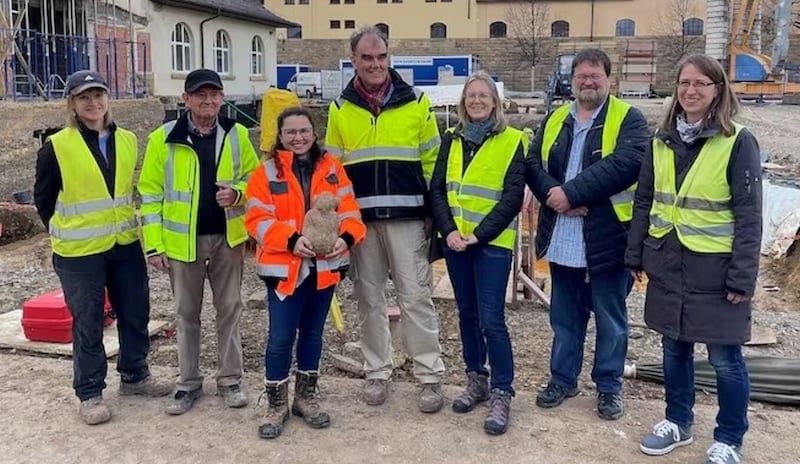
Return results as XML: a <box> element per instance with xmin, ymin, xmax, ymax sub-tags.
<box><xmin>119</xmin><ymin>376</ymin><xmax>172</xmax><ymax>397</ymax></box>
<box><xmin>452</xmin><ymin>372</ymin><xmax>490</xmax><ymax>413</ymax></box>
<box><xmin>483</xmin><ymin>389</ymin><xmax>512</xmax><ymax>436</ymax></box>
<box><xmin>363</xmin><ymin>379</ymin><xmax>389</xmax><ymax>406</ymax></box>
<box><xmin>219</xmin><ymin>384</ymin><xmax>248</xmax><ymax>408</ymax></box>
<box><xmin>535</xmin><ymin>382</ymin><xmax>579</xmax><ymax>408</ymax></box>
<box><xmin>164</xmin><ymin>388</ymin><xmax>202</xmax><ymax>416</ymax></box>
<box><xmin>706</xmin><ymin>442</ymin><xmax>743</xmax><ymax>464</ymax></box>
<box><xmin>418</xmin><ymin>382</ymin><xmax>444</xmax><ymax>413</ymax></box>
<box><xmin>640</xmin><ymin>419</ymin><xmax>694</xmax><ymax>456</ymax></box>
<box><xmin>291</xmin><ymin>371</ymin><xmax>330</xmax><ymax>429</ymax></box>
<box><xmin>78</xmin><ymin>396</ymin><xmax>111</xmax><ymax>425</ymax></box>
<box><xmin>258</xmin><ymin>379</ymin><xmax>290</xmax><ymax>440</ymax></box>
<box><xmin>597</xmin><ymin>392</ymin><xmax>624</xmax><ymax>420</ymax></box>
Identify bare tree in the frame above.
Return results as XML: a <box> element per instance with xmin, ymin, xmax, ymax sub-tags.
<box><xmin>762</xmin><ymin>0</ymin><xmax>800</xmax><ymax>51</ymax></box>
<box><xmin>506</xmin><ymin>0</ymin><xmax>551</xmax><ymax>66</ymax></box>
<box><xmin>652</xmin><ymin>0</ymin><xmax>704</xmax><ymax>66</ymax></box>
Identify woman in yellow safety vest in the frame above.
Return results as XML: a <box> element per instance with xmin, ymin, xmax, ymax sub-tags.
<box><xmin>429</xmin><ymin>71</ymin><xmax>526</xmax><ymax>436</ymax></box>
<box><xmin>33</xmin><ymin>70</ymin><xmax>170</xmax><ymax>426</ymax></box>
<box><xmin>625</xmin><ymin>54</ymin><xmax>762</xmax><ymax>464</ymax></box>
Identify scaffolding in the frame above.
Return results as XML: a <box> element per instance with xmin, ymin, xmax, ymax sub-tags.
<box><xmin>0</xmin><ymin>0</ymin><xmax>148</xmax><ymax>100</ymax></box>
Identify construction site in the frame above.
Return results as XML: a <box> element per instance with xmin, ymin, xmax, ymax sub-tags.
<box><xmin>1</xmin><ymin>1</ymin><xmax>800</xmax><ymax>463</ymax></box>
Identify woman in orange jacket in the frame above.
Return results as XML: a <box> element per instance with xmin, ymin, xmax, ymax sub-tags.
<box><xmin>245</xmin><ymin>107</ymin><xmax>366</xmax><ymax>440</ymax></box>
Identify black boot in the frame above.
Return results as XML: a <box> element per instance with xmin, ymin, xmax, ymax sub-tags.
<box><xmin>291</xmin><ymin>370</ymin><xmax>330</xmax><ymax>429</ymax></box>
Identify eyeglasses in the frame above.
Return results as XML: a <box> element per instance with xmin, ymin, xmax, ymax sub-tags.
<box><xmin>465</xmin><ymin>93</ymin><xmax>492</xmax><ymax>101</ymax></box>
<box><xmin>281</xmin><ymin>127</ymin><xmax>313</xmax><ymax>137</ymax></box>
<box><xmin>574</xmin><ymin>74</ymin><xmax>606</xmax><ymax>82</ymax></box>
<box><xmin>678</xmin><ymin>80</ymin><xmax>717</xmax><ymax>89</ymax></box>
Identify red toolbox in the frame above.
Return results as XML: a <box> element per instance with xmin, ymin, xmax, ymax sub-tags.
<box><xmin>21</xmin><ymin>289</ymin><xmax>114</xmax><ymax>343</ymax></box>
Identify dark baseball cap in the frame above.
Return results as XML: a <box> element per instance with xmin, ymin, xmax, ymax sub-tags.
<box><xmin>184</xmin><ymin>69</ymin><xmax>224</xmax><ymax>93</ymax></box>
<box><xmin>65</xmin><ymin>70</ymin><xmax>108</xmax><ymax>96</ymax></box>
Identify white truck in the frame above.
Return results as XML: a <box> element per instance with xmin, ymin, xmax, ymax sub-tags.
<box><xmin>286</xmin><ymin>72</ymin><xmax>321</xmax><ymax>98</ymax></box>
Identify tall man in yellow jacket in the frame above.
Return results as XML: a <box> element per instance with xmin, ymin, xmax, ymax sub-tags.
<box><xmin>139</xmin><ymin>69</ymin><xmax>259</xmax><ymax>415</ymax></box>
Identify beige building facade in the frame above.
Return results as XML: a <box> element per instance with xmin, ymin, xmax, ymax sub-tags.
<box><xmin>265</xmin><ymin>0</ymin><xmax>708</xmax><ymax>41</ymax></box>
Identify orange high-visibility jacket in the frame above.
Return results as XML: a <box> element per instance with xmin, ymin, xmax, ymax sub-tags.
<box><xmin>245</xmin><ymin>150</ymin><xmax>366</xmax><ymax>296</ymax></box>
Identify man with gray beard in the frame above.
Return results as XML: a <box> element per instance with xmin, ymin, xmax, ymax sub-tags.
<box><xmin>526</xmin><ymin>48</ymin><xmax>650</xmax><ymax>420</ymax></box>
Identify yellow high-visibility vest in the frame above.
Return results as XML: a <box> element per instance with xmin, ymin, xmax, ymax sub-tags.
<box><xmin>540</xmin><ymin>96</ymin><xmax>635</xmax><ymax>221</ymax></box>
<box><xmin>49</xmin><ymin>127</ymin><xmax>139</xmax><ymax>257</ymax></box>
<box><xmin>445</xmin><ymin>126</ymin><xmax>523</xmax><ymax>250</ymax></box>
<box><xmin>648</xmin><ymin>124</ymin><xmax>742</xmax><ymax>253</ymax></box>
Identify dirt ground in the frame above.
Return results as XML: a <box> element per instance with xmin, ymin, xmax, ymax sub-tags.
<box><xmin>1</xmin><ymin>100</ymin><xmax>800</xmax><ymax>461</ymax></box>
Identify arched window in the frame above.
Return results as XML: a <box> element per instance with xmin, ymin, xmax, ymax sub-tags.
<box><xmin>683</xmin><ymin>18</ymin><xmax>704</xmax><ymax>36</ymax></box>
<box><xmin>250</xmin><ymin>36</ymin><xmax>264</xmax><ymax>76</ymax></box>
<box><xmin>615</xmin><ymin>19</ymin><xmax>635</xmax><ymax>37</ymax></box>
<box><xmin>489</xmin><ymin>21</ymin><xmax>507</xmax><ymax>38</ymax></box>
<box><xmin>430</xmin><ymin>22</ymin><xmax>447</xmax><ymax>39</ymax></box>
<box><xmin>551</xmin><ymin>20</ymin><xmax>570</xmax><ymax>38</ymax></box>
<box><xmin>376</xmin><ymin>22</ymin><xmax>389</xmax><ymax>38</ymax></box>
<box><xmin>213</xmin><ymin>30</ymin><xmax>231</xmax><ymax>75</ymax></box>
<box><xmin>171</xmin><ymin>23</ymin><xmax>192</xmax><ymax>72</ymax></box>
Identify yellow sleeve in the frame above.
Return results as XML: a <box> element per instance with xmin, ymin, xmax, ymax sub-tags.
<box><xmin>417</xmin><ymin>93</ymin><xmax>441</xmax><ymax>187</ymax></box>
<box><xmin>137</xmin><ymin>128</ymin><xmax>167</xmax><ymax>256</ymax></box>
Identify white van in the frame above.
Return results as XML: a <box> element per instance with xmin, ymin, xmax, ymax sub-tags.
<box><xmin>287</xmin><ymin>72</ymin><xmax>321</xmax><ymax>98</ymax></box>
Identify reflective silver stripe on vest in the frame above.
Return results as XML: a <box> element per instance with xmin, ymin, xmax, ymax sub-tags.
<box><xmin>140</xmin><ymin>194</ymin><xmax>163</xmax><ymax>204</ymax></box>
<box><xmin>229</xmin><ymin>126</ymin><xmax>241</xmax><ymax>176</ymax></box>
<box><xmin>677</xmin><ymin>223</ymin><xmax>735</xmax><ymax>237</ymax></box>
<box><xmin>49</xmin><ymin>218</ymin><xmax>137</xmax><ymax>240</ymax></box>
<box><xmin>344</xmin><ymin>146</ymin><xmax>420</xmax><ymax>163</ymax></box>
<box><xmin>336</xmin><ymin>186</ymin><xmax>354</xmax><ymax>199</ymax></box>
<box><xmin>419</xmin><ymin>135</ymin><xmax>441</xmax><ymax>152</ymax></box>
<box><xmin>653</xmin><ymin>191</ymin><xmax>676</xmax><ymax>205</ymax></box>
<box><xmin>256</xmin><ymin>264</ymin><xmax>290</xmax><ymax>278</ymax></box>
<box><xmin>446</xmin><ymin>182</ymin><xmax>460</xmax><ymax>193</ymax></box>
<box><xmin>459</xmin><ymin>185</ymin><xmax>502</xmax><ymax>202</ymax></box>
<box><xmin>246</xmin><ymin>197</ymin><xmax>276</xmax><ymax>213</ymax></box>
<box><xmin>163</xmin><ymin>121</ymin><xmax>194</xmax><ymax>207</ymax></box>
<box><xmin>357</xmin><ymin>195</ymin><xmax>424</xmax><ymax>209</ymax></box>
<box><xmin>226</xmin><ymin>206</ymin><xmax>245</xmax><ymax>221</ymax></box>
<box><xmin>451</xmin><ymin>207</ymin><xmax>516</xmax><ymax>232</ymax></box>
<box><xmin>610</xmin><ymin>190</ymin><xmax>635</xmax><ymax>205</ymax></box>
<box><xmin>649</xmin><ymin>214</ymin><xmax>672</xmax><ymax>229</ymax></box>
<box><xmin>676</xmin><ymin>196</ymin><xmax>731</xmax><ymax>212</ymax></box>
<box><xmin>163</xmin><ymin>219</ymin><xmax>190</xmax><ymax>234</ymax></box>
<box><xmin>264</xmin><ymin>160</ymin><xmax>278</xmax><ymax>181</ymax></box>
<box><xmin>141</xmin><ymin>214</ymin><xmax>161</xmax><ymax>225</ymax></box>
<box><xmin>256</xmin><ymin>219</ymin><xmax>275</xmax><ymax>246</ymax></box>
<box><xmin>338</xmin><ymin>211</ymin><xmax>360</xmax><ymax>220</ymax></box>
<box><xmin>317</xmin><ymin>256</ymin><xmax>350</xmax><ymax>272</ymax></box>
<box><xmin>326</xmin><ymin>145</ymin><xmax>344</xmax><ymax>158</ymax></box>
<box><xmin>164</xmin><ymin>190</ymin><xmax>192</xmax><ymax>203</ymax></box>
<box><xmin>55</xmin><ymin>195</ymin><xmax>133</xmax><ymax>217</ymax></box>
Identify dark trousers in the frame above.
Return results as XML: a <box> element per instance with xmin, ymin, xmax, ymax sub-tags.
<box><xmin>548</xmin><ymin>263</ymin><xmax>631</xmax><ymax>394</ymax></box>
<box><xmin>265</xmin><ymin>273</ymin><xmax>334</xmax><ymax>381</ymax></box>
<box><xmin>53</xmin><ymin>241</ymin><xmax>151</xmax><ymax>400</ymax></box>
<box><xmin>444</xmin><ymin>244</ymin><xmax>515</xmax><ymax>393</ymax></box>
<box><xmin>662</xmin><ymin>337</ymin><xmax>750</xmax><ymax>447</ymax></box>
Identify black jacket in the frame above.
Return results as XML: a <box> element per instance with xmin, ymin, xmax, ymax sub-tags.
<box><xmin>34</xmin><ymin>122</ymin><xmax>119</xmax><ymax>229</ymax></box>
<box><xmin>624</xmin><ymin>125</ymin><xmax>762</xmax><ymax>345</ymax></box>
<box><xmin>526</xmin><ymin>99</ymin><xmax>650</xmax><ymax>274</ymax></box>
<box><xmin>430</xmin><ymin>128</ymin><xmax>526</xmax><ymax>244</ymax></box>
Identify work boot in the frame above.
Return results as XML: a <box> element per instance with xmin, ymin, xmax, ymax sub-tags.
<box><xmin>363</xmin><ymin>378</ymin><xmax>389</xmax><ymax>406</ymax></box>
<box><xmin>219</xmin><ymin>384</ymin><xmax>248</xmax><ymax>408</ymax></box>
<box><xmin>119</xmin><ymin>375</ymin><xmax>172</xmax><ymax>397</ymax></box>
<box><xmin>291</xmin><ymin>371</ymin><xmax>330</xmax><ymax>429</ymax></box>
<box><xmin>597</xmin><ymin>392</ymin><xmax>624</xmax><ymax>420</ymax></box>
<box><xmin>418</xmin><ymin>383</ymin><xmax>444</xmax><ymax>413</ymax></box>
<box><xmin>78</xmin><ymin>396</ymin><xmax>111</xmax><ymax>425</ymax></box>
<box><xmin>535</xmin><ymin>381</ymin><xmax>579</xmax><ymax>408</ymax></box>
<box><xmin>258</xmin><ymin>379</ymin><xmax>290</xmax><ymax>440</ymax></box>
<box><xmin>452</xmin><ymin>372</ymin><xmax>490</xmax><ymax>413</ymax></box>
<box><xmin>484</xmin><ymin>389</ymin><xmax>512</xmax><ymax>436</ymax></box>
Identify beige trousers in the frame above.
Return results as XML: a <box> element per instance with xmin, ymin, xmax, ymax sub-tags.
<box><xmin>353</xmin><ymin>219</ymin><xmax>445</xmax><ymax>384</ymax></box>
<box><xmin>168</xmin><ymin>234</ymin><xmax>245</xmax><ymax>391</ymax></box>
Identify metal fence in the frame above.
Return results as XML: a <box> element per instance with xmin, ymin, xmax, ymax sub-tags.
<box><xmin>1</xmin><ymin>28</ymin><xmax>148</xmax><ymax>100</ymax></box>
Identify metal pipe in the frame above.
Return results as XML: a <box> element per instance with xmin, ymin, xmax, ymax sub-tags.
<box><xmin>199</xmin><ymin>7</ymin><xmax>221</xmax><ymax>68</ymax></box>
<box><xmin>128</xmin><ymin>0</ymin><xmax>134</xmax><ymax>97</ymax></box>
<box><xmin>590</xmin><ymin>0</ymin><xmax>595</xmax><ymax>42</ymax></box>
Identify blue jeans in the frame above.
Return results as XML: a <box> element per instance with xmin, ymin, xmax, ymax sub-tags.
<box><xmin>265</xmin><ymin>273</ymin><xmax>335</xmax><ymax>381</ymax></box>
<box><xmin>52</xmin><ymin>242</ymin><xmax>151</xmax><ymax>400</ymax></box>
<box><xmin>548</xmin><ymin>263</ymin><xmax>630</xmax><ymax>393</ymax></box>
<box><xmin>444</xmin><ymin>244</ymin><xmax>514</xmax><ymax>393</ymax></box>
<box><xmin>662</xmin><ymin>337</ymin><xmax>750</xmax><ymax>447</ymax></box>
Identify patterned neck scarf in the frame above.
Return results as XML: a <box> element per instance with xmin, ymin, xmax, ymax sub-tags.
<box><xmin>354</xmin><ymin>75</ymin><xmax>391</xmax><ymax>116</ymax></box>
<box><xmin>676</xmin><ymin>112</ymin><xmax>705</xmax><ymax>144</ymax></box>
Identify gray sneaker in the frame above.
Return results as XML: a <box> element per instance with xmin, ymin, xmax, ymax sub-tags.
<box><xmin>363</xmin><ymin>379</ymin><xmax>389</xmax><ymax>406</ymax></box>
<box><xmin>640</xmin><ymin>419</ymin><xmax>694</xmax><ymax>456</ymax></box>
<box><xmin>418</xmin><ymin>383</ymin><xmax>444</xmax><ymax>413</ymax></box>
<box><xmin>165</xmin><ymin>388</ymin><xmax>203</xmax><ymax>415</ymax></box>
<box><xmin>706</xmin><ymin>442</ymin><xmax>742</xmax><ymax>464</ymax></box>
<box><xmin>219</xmin><ymin>384</ymin><xmax>248</xmax><ymax>408</ymax></box>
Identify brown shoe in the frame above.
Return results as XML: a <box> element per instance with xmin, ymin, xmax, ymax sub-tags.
<box><xmin>452</xmin><ymin>372</ymin><xmax>490</xmax><ymax>413</ymax></box>
<box><xmin>119</xmin><ymin>376</ymin><xmax>172</xmax><ymax>397</ymax></box>
<box><xmin>79</xmin><ymin>396</ymin><xmax>111</xmax><ymax>425</ymax></box>
<box><xmin>291</xmin><ymin>371</ymin><xmax>330</xmax><ymax>428</ymax></box>
<box><xmin>363</xmin><ymin>378</ymin><xmax>389</xmax><ymax>406</ymax></box>
<box><xmin>419</xmin><ymin>382</ymin><xmax>444</xmax><ymax>413</ymax></box>
<box><xmin>258</xmin><ymin>379</ymin><xmax>290</xmax><ymax>439</ymax></box>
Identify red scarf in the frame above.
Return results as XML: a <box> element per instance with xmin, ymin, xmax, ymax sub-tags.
<box><xmin>353</xmin><ymin>75</ymin><xmax>390</xmax><ymax>116</ymax></box>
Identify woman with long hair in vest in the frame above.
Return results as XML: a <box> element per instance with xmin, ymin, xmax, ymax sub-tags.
<box><xmin>625</xmin><ymin>54</ymin><xmax>762</xmax><ymax>464</ymax></box>
<box><xmin>245</xmin><ymin>107</ymin><xmax>366</xmax><ymax>439</ymax></box>
<box><xmin>33</xmin><ymin>70</ymin><xmax>171</xmax><ymax>425</ymax></box>
<box><xmin>429</xmin><ymin>71</ymin><xmax>526</xmax><ymax>435</ymax></box>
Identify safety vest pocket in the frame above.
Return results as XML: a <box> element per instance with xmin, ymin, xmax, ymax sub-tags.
<box><xmin>269</xmin><ymin>181</ymin><xmax>289</xmax><ymax>194</ymax></box>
